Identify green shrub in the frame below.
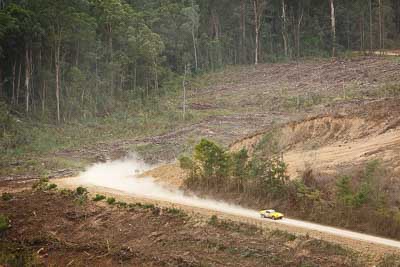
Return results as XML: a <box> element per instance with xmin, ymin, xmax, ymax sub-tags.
<box><xmin>40</xmin><ymin>177</ymin><xmax>49</xmax><ymax>183</ymax></box>
<box><xmin>60</xmin><ymin>189</ymin><xmax>74</xmax><ymax>196</ymax></box>
<box><xmin>254</xmin><ymin>131</ymin><xmax>279</xmax><ymax>156</ymax></box>
<box><xmin>304</xmin><ymin>239</ymin><xmax>348</xmax><ymax>256</ymax></box>
<box><xmin>74</xmin><ymin>187</ymin><xmax>88</xmax><ymax>205</ymax></box>
<box><xmin>378</xmin><ymin>254</ymin><xmax>400</xmax><ymax>267</ymax></box>
<box><xmin>1</xmin><ymin>193</ymin><xmax>13</xmax><ymax>201</ymax></box>
<box><xmin>127</xmin><ymin>202</ymin><xmax>156</xmax><ymax>210</ymax></box>
<box><xmin>32</xmin><ymin>177</ymin><xmax>50</xmax><ymax>190</ymax></box>
<box><xmin>194</xmin><ymin>139</ymin><xmax>230</xmax><ymax>181</ymax></box>
<box><xmin>182</xmin><ymin>138</ymin><xmax>289</xmax><ymax>198</ymax></box>
<box><xmin>231</xmin><ymin>149</ymin><xmax>249</xmax><ymax>178</ymax></box>
<box><xmin>92</xmin><ymin>194</ymin><xmax>106</xmax><ymax>202</ymax></box>
<box><xmin>143</xmin><ymin>203</ymin><xmax>155</xmax><ymax>209</ymax></box>
<box><xmin>270</xmin><ymin>229</ymin><xmax>296</xmax><ymax>241</ymax></box>
<box><xmin>178</xmin><ymin>155</ymin><xmax>194</xmax><ymax>170</ymax></box>
<box><xmin>165</xmin><ymin>207</ymin><xmax>187</xmax><ymax>217</ymax></box>
<box><xmin>128</xmin><ymin>202</ymin><xmax>143</xmax><ymax>209</ymax></box>
<box><xmin>46</xmin><ymin>183</ymin><xmax>57</xmax><ymax>190</ymax></box>
<box><xmin>0</xmin><ymin>215</ymin><xmax>10</xmax><ymax>232</ymax></box>
<box><xmin>76</xmin><ymin>187</ymin><xmax>88</xmax><ymax>196</ymax></box>
<box><xmin>106</xmin><ymin>197</ymin><xmax>116</xmax><ymax>205</ymax></box>
<box><xmin>209</xmin><ymin>215</ymin><xmax>218</xmax><ymax>225</ymax></box>
<box><xmin>116</xmin><ymin>201</ymin><xmax>127</xmax><ymax>208</ymax></box>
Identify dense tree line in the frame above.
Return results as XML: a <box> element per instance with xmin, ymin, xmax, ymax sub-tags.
<box><xmin>0</xmin><ymin>0</ymin><xmax>399</xmax><ymax>123</ymax></box>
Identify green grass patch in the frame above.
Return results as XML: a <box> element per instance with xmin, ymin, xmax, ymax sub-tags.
<box><xmin>0</xmin><ymin>215</ymin><xmax>10</xmax><ymax>232</ymax></box>
<box><xmin>116</xmin><ymin>201</ymin><xmax>128</xmax><ymax>208</ymax></box>
<box><xmin>60</xmin><ymin>189</ymin><xmax>74</xmax><ymax>196</ymax></box>
<box><xmin>46</xmin><ymin>183</ymin><xmax>57</xmax><ymax>190</ymax></box>
<box><xmin>1</xmin><ymin>193</ymin><xmax>13</xmax><ymax>201</ymax></box>
<box><xmin>74</xmin><ymin>187</ymin><xmax>88</xmax><ymax>205</ymax></box>
<box><xmin>0</xmin><ymin>242</ymin><xmax>39</xmax><ymax>267</ymax></box>
<box><xmin>208</xmin><ymin>215</ymin><xmax>218</xmax><ymax>226</ymax></box>
<box><xmin>303</xmin><ymin>239</ymin><xmax>348</xmax><ymax>256</ymax></box>
<box><xmin>75</xmin><ymin>187</ymin><xmax>88</xmax><ymax>196</ymax></box>
<box><xmin>208</xmin><ymin>215</ymin><xmax>259</xmax><ymax>235</ymax></box>
<box><xmin>270</xmin><ymin>229</ymin><xmax>296</xmax><ymax>241</ymax></box>
<box><xmin>106</xmin><ymin>197</ymin><xmax>116</xmax><ymax>205</ymax></box>
<box><xmin>378</xmin><ymin>254</ymin><xmax>400</xmax><ymax>267</ymax></box>
<box><xmin>128</xmin><ymin>202</ymin><xmax>156</xmax><ymax>210</ymax></box>
<box><xmin>164</xmin><ymin>207</ymin><xmax>187</xmax><ymax>217</ymax></box>
<box><xmin>32</xmin><ymin>177</ymin><xmax>52</xmax><ymax>191</ymax></box>
<box><xmin>92</xmin><ymin>194</ymin><xmax>106</xmax><ymax>202</ymax></box>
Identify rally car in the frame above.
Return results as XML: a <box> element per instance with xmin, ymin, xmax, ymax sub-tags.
<box><xmin>259</xmin><ymin>209</ymin><xmax>284</xmax><ymax>220</ymax></box>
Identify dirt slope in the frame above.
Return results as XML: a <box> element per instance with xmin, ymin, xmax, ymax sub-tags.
<box><xmin>1</xmin><ymin>190</ymin><xmax>376</xmax><ymax>267</ymax></box>
<box><xmin>229</xmin><ymin>99</ymin><xmax>400</xmax><ymax>178</ymax></box>
<box><xmin>284</xmin><ymin>127</ymin><xmax>400</xmax><ymax>177</ymax></box>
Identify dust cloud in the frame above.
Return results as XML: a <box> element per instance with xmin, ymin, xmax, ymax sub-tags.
<box><xmin>78</xmin><ymin>155</ymin><xmax>258</xmax><ymax>218</ymax></box>
<box><xmin>74</xmin><ymin>156</ymin><xmax>400</xmax><ymax>248</ymax></box>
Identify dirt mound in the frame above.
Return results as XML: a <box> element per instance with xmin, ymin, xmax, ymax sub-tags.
<box><xmin>284</xmin><ymin>128</ymin><xmax>400</xmax><ymax>177</ymax></box>
<box><xmin>231</xmin><ymin>112</ymin><xmax>400</xmax><ymax>178</ymax></box>
<box><xmin>230</xmin><ymin>116</ymin><xmax>378</xmax><ymax>153</ymax></box>
<box><xmin>140</xmin><ymin>163</ymin><xmax>186</xmax><ymax>189</ymax></box>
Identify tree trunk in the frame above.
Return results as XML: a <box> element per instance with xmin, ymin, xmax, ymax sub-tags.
<box><xmin>281</xmin><ymin>0</ymin><xmax>289</xmax><ymax>57</ymax></box>
<box><xmin>76</xmin><ymin>40</ymin><xmax>80</xmax><ymax>66</ymax></box>
<box><xmin>369</xmin><ymin>0</ymin><xmax>373</xmax><ymax>51</ymax></box>
<box><xmin>108</xmin><ymin>23</ymin><xmax>114</xmax><ymax>96</ymax></box>
<box><xmin>191</xmin><ymin>23</ymin><xmax>198</xmax><ymax>71</ymax></box>
<box><xmin>55</xmin><ymin>37</ymin><xmax>61</xmax><ymax>123</ymax></box>
<box><xmin>42</xmin><ymin>80</ymin><xmax>46</xmax><ymax>115</ymax></box>
<box><xmin>211</xmin><ymin>8</ymin><xmax>220</xmax><ymax>40</ymax></box>
<box><xmin>25</xmin><ymin>46</ymin><xmax>31</xmax><ymax>114</ymax></box>
<box><xmin>12</xmin><ymin>59</ymin><xmax>16</xmax><ymax>105</ymax></box>
<box><xmin>296</xmin><ymin>5</ymin><xmax>304</xmax><ymax>58</ymax></box>
<box><xmin>0</xmin><ymin>65</ymin><xmax>3</xmax><ymax>99</ymax></box>
<box><xmin>346</xmin><ymin>8</ymin><xmax>351</xmax><ymax>50</ymax></box>
<box><xmin>382</xmin><ymin>2</ymin><xmax>385</xmax><ymax>51</ymax></box>
<box><xmin>240</xmin><ymin>0</ymin><xmax>246</xmax><ymax>63</ymax></box>
<box><xmin>146</xmin><ymin>75</ymin><xmax>149</xmax><ymax>99</ymax></box>
<box><xmin>360</xmin><ymin>15</ymin><xmax>365</xmax><ymax>52</ymax></box>
<box><xmin>16</xmin><ymin>61</ymin><xmax>21</xmax><ymax>105</ymax></box>
<box><xmin>253</xmin><ymin>0</ymin><xmax>260</xmax><ymax>65</ymax></box>
<box><xmin>378</xmin><ymin>0</ymin><xmax>384</xmax><ymax>51</ymax></box>
<box><xmin>95</xmin><ymin>48</ymin><xmax>99</xmax><ymax>92</ymax></box>
<box><xmin>134</xmin><ymin>61</ymin><xmax>137</xmax><ymax>91</ymax></box>
<box><xmin>395</xmin><ymin>0</ymin><xmax>400</xmax><ymax>34</ymax></box>
<box><xmin>182</xmin><ymin>64</ymin><xmax>187</xmax><ymax>120</ymax></box>
<box><xmin>329</xmin><ymin>0</ymin><xmax>336</xmax><ymax>58</ymax></box>
<box><xmin>153</xmin><ymin>57</ymin><xmax>159</xmax><ymax>92</ymax></box>
<box><xmin>29</xmin><ymin>47</ymin><xmax>34</xmax><ymax>113</ymax></box>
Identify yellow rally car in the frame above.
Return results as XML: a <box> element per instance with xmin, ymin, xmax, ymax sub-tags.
<box><xmin>259</xmin><ymin>209</ymin><xmax>284</xmax><ymax>220</ymax></box>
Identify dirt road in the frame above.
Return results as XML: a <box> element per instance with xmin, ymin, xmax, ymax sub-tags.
<box><xmin>55</xmin><ymin>175</ymin><xmax>400</xmax><ymax>255</ymax></box>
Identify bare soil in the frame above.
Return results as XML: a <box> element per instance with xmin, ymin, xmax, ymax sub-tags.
<box><xmin>0</xmin><ymin>190</ymin><xmax>371</xmax><ymax>267</ymax></box>
<box><xmin>230</xmin><ymin>99</ymin><xmax>400</xmax><ymax>178</ymax></box>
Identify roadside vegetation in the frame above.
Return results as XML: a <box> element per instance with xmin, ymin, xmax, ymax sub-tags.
<box><xmin>180</xmin><ymin>138</ymin><xmax>400</xmax><ymax>239</ymax></box>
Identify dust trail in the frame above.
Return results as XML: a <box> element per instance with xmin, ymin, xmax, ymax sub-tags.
<box><xmin>79</xmin><ymin>156</ymin><xmax>258</xmax><ymax>218</ymax></box>
<box><xmin>76</xmin><ymin>156</ymin><xmax>400</xmax><ymax>249</ymax></box>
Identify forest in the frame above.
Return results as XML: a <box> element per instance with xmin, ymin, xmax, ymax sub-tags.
<box><xmin>2</xmin><ymin>2</ymin><xmax>400</xmax><ymax>265</ymax></box>
<box><xmin>0</xmin><ymin>0</ymin><xmax>399</xmax><ymax>125</ymax></box>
